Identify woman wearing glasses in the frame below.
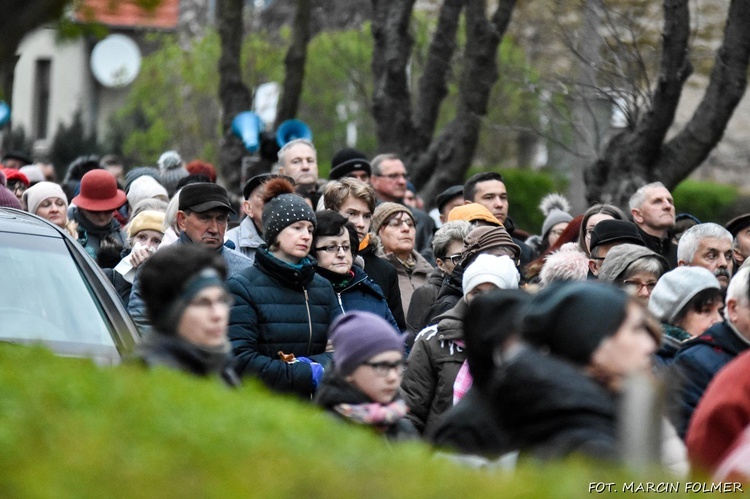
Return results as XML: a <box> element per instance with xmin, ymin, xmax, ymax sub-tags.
<box><xmin>598</xmin><ymin>243</ymin><xmax>668</xmax><ymax>305</ymax></box>
<box><xmin>314</xmin><ymin>311</ymin><xmax>417</xmax><ymax>441</ymax></box>
<box><xmin>407</xmin><ymin>220</ymin><xmax>472</xmax><ymax>334</ymax></box>
<box><xmin>311</xmin><ymin>211</ymin><xmax>399</xmax><ymax>332</ymax></box>
<box><xmin>370</xmin><ymin>202</ymin><xmax>434</xmax><ymax>322</ymax></box>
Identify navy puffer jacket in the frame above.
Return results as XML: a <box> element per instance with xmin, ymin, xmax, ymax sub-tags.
<box><xmin>318</xmin><ymin>265</ymin><xmax>400</xmax><ymax>332</ymax></box>
<box><xmin>228</xmin><ymin>248</ymin><xmax>340</xmax><ymax>397</ymax></box>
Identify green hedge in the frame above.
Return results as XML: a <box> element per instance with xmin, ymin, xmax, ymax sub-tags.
<box><xmin>0</xmin><ymin>345</ymin><xmax>713</xmax><ymax>497</ymax></box>
<box><xmin>672</xmin><ymin>180</ymin><xmax>739</xmax><ymax>224</ymax></box>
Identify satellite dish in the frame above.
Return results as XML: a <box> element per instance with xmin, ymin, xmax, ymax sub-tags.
<box><xmin>90</xmin><ymin>34</ymin><xmax>142</xmax><ymax>88</ymax></box>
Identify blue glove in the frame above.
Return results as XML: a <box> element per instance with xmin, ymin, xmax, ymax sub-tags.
<box><xmin>297</xmin><ymin>357</ymin><xmax>325</xmax><ymax>389</ymax></box>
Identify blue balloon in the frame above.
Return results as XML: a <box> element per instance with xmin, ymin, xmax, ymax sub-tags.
<box><xmin>0</xmin><ymin>101</ymin><xmax>10</xmax><ymax>127</ymax></box>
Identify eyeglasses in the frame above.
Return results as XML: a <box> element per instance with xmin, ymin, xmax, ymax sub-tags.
<box><xmin>622</xmin><ymin>280</ymin><xmax>657</xmax><ymax>293</ymax></box>
<box><xmin>188</xmin><ymin>294</ymin><xmax>234</xmax><ymax>309</ymax></box>
<box><xmin>385</xmin><ymin>217</ymin><xmax>415</xmax><ymax>229</ymax></box>
<box><xmin>7</xmin><ymin>181</ymin><xmax>27</xmax><ymax>194</ymax></box>
<box><xmin>314</xmin><ymin>243</ymin><xmax>351</xmax><ymax>254</ymax></box>
<box><xmin>374</xmin><ymin>172</ymin><xmax>410</xmax><ymax>181</ymax></box>
<box><xmin>445</xmin><ymin>253</ymin><xmax>463</xmax><ymax>265</ymax></box>
<box><xmin>363</xmin><ymin>360</ymin><xmax>407</xmax><ymax>377</ymax></box>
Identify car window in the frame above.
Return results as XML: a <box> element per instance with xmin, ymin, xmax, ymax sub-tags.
<box><xmin>0</xmin><ymin>232</ymin><xmax>117</xmax><ymax>350</ymax></box>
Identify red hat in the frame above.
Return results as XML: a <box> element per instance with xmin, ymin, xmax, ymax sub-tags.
<box><xmin>73</xmin><ymin>169</ymin><xmax>127</xmax><ymax>211</ymax></box>
<box><xmin>3</xmin><ymin>168</ymin><xmax>30</xmax><ymax>187</ymax></box>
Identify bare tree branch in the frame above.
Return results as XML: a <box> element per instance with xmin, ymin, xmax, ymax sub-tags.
<box><xmin>274</xmin><ymin>0</ymin><xmax>312</xmax><ymax>128</ymax></box>
<box><xmin>659</xmin><ymin>0</ymin><xmax>750</xmax><ymax>186</ymax></box>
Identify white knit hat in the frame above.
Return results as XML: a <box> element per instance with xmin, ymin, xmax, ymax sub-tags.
<box><xmin>462</xmin><ymin>254</ymin><xmax>520</xmax><ymax>299</ymax></box>
<box><xmin>22</xmin><ymin>181</ymin><xmax>69</xmax><ymax>216</ymax></box>
<box><xmin>127</xmin><ymin>175</ymin><xmax>169</xmax><ymax>209</ymax></box>
<box><xmin>648</xmin><ymin>266</ymin><xmax>721</xmax><ymax>323</ymax></box>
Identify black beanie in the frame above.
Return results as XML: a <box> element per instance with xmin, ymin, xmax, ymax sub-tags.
<box><xmin>521</xmin><ymin>281</ymin><xmax>629</xmax><ymax>366</ymax></box>
<box><xmin>329</xmin><ymin>148</ymin><xmax>371</xmax><ymax>180</ymax></box>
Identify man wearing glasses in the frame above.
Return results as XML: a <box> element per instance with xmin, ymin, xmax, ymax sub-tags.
<box><xmin>371</xmin><ymin>154</ymin><xmax>436</xmax><ymax>263</ymax></box>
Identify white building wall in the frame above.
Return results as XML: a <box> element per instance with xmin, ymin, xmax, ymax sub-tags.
<box><xmin>12</xmin><ymin>27</ymin><xmax>95</xmax><ymax>151</ymax></box>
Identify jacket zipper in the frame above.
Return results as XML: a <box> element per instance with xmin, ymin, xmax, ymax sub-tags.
<box><xmin>336</xmin><ymin>292</ymin><xmax>345</xmax><ymax>314</ymax></box>
<box><xmin>304</xmin><ymin>288</ymin><xmax>313</xmax><ymax>356</ymax></box>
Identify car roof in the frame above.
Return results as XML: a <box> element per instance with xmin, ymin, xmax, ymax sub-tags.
<box><xmin>0</xmin><ymin>207</ymin><xmax>66</xmax><ymax>237</ymax></box>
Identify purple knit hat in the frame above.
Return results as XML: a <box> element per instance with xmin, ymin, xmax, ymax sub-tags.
<box><xmin>330</xmin><ymin>311</ymin><xmax>404</xmax><ymax>376</ymax></box>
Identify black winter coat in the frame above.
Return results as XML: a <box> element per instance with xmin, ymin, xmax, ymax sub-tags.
<box><xmin>429</xmin><ymin>387</ymin><xmax>513</xmax><ymax>457</ymax></box>
<box><xmin>134</xmin><ymin>332</ymin><xmax>240</xmax><ymax>387</ymax></box>
<box><xmin>227</xmin><ymin>249</ymin><xmax>340</xmax><ymax>397</ymax></box>
<box><xmin>489</xmin><ymin>345</ymin><xmax>619</xmax><ymax>462</ymax></box>
<box><xmin>317</xmin><ymin>265</ymin><xmax>400</xmax><ymax>332</ymax></box>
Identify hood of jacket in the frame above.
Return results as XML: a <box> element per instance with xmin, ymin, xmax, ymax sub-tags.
<box><xmin>433</xmin><ymin>298</ymin><xmax>468</xmax><ymax>342</ymax></box>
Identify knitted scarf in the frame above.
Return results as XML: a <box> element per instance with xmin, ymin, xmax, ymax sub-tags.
<box><xmin>333</xmin><ymin>399</ymin><xmax>408</xmax><ymax>427</ymax></box>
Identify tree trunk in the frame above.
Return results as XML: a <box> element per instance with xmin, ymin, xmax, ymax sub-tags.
<box><xmin>411</xmin><ymin>0</ymin><xmax>517</xmax><ymax>206</ymax></box>
<box><xmin>217</xmin><ymin>0</ymin><xmax>253</xmax><ymax>195</ymax></box>
<box><xmin>370</xmin><ymin>0</ymin><xmax>418</xmax><ymax>153</ymax></box>
<box><xmin>583</xmin><ymin>0</ymin><xmax>750</xmax><ymax>209</ymax></box>
<box><xmin>274</xmin><ymin>0</ymin><xmax>313</xmax><ymax>128</ymax></box>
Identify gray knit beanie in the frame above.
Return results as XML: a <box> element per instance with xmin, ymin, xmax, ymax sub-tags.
<box><xmin>540</xmin><ymin>193</ymin><xmax>573</xmax><ymax>239</ymax></box>
<box><xmin>158</xmin><ymin>151</ymin><xmax>189</xmax><ymax>198</ymax></box>
<box><xmin>648</xmin><ymin>266</ymin><xmax>721</xmax><ymax>323</ymax></box>
<box><xmin>330</xmin><ymin>311</ymin><xmax>404</xmax><ymax>376</ymax></box>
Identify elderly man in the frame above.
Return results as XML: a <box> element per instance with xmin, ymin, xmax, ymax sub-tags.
<box><xmin>726</xmin><ymin>213</ymin><xmax>750</xmax><ymax>268</ymax></box>
<box><xmin>463</xmin><ymin>172</ymin><xmax>533</xmax><ymax>268</ymax></box>
<box><xmin>129</xmin><ymin>183</ymin><xmax>252</xmax><ymax>333</ymax></box>
<box><xmin>370</xmin><ymin>153</ymin><xmax>435</xmax><ymax>262</ymax></box>
<box><xmin>277</xmin><ymin>139</ymin><xmax>319</xmax><ymax>187</ymax></box>
<box><xmin>677</xmin><ymin>223</ymin><xmax>733</xmax><ymax>289</ymax></box>
<box><xmin>669</xmin><ymin>265</ymin><xmax>750</xmax><ymax>438</ymax></box>
<box><xmin>629</xmin><ymin>182</ymin><xmax>677</xmax><ymax>269</ymax></box>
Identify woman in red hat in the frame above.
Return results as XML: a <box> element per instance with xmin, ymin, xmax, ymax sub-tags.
<box><xmin>71</xmin><ymin>169</ymin><xmax>128</xmax><ymax>268</ymax></box>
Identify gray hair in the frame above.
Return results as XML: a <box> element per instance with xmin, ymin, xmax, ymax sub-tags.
<box><xmin>725</xmin><ymin>265</ymin><xmax>750</xmax><ymax>319</ymax></box>
<box><xmin>371</xmin><ymin>153</ymin><xmax>401</xmax><ymax>176</ymax></box>
<box><xmin>164</xmin><ymin>190</ymin><xmax>181</xmax><ymax>232</ymax></box>
<box><xmin>677</xmin><ymin>223</ymin><xmax>733</xmax><ymax>264</ymax></box>
<box><xmin>629</xmin><ymin>182</ymin><xmax>668</xmax><ymax>211</ymax></box>
<box><xmin>277</xmin><ymin>139</ymin><xmax>316</xmax><ymax>167</ymax></box>
<box><xmin>432</xmin><ymin>220</ymin><xmax>472</xmax><ymax>259</ymax></box>
<box><xmin>620</xmin><ymin>256</ymin><xmax>667</xmax><ymax>280</ymax></box>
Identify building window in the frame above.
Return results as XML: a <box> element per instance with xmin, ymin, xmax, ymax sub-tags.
<box><xmin>34</xmin><ymin>59</ymin><xmax>51</xmax><ymax>140</ymax></box>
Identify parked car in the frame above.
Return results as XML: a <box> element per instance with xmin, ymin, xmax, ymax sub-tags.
<box><xmin>0</xmin><ymin>207</ymin><xmax>139</xmax><ymax>363</ymax></box>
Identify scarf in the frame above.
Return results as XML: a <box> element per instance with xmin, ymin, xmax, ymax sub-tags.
<box><xmin>316</xmin><ymin>267</ymin><xmax>354</xmax><ymax>291</ymax></box>
<box><xmin>359</xmin><ymin>234</ymin><xmax>370</xmax><ymax>252</ymax></box>
<box><xmin>333</xmin><ymin>399</ymin><xmax>409</xmax><ymax>428</ymax></box>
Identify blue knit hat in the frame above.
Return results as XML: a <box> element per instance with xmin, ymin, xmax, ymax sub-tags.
<box><xmin>330</xmin><ymin>312</ymin><xmax>404</xmax><ymax>376</ymax></box>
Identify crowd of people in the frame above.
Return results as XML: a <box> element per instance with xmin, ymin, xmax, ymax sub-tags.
<box><xmin>2</xmin><ymin>143</ymin><xmax>750</xmax><ymax>481</ymax></box>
